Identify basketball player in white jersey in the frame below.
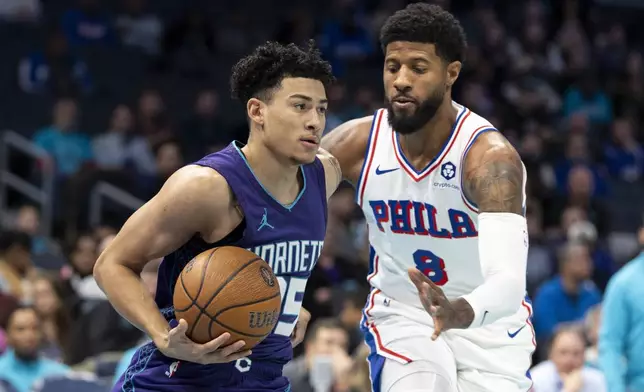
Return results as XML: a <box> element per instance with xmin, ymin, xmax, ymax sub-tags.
<box><xmin>322</xmin><ymin>4</ymin><xmax>534</xmax><ymax>392</ymax></box>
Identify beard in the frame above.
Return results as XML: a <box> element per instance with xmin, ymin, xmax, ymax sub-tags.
<box><xmin>386</xmin><ymin>88</ymin><xmax>445</xmax><ymax>135</ymax></box>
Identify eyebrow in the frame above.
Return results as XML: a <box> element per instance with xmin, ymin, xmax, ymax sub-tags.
<box><xmin>289</xmin><ymin>94</ymin><xmax>328</xmax><ymax>104</ymax></box>
<box><xmin>385</xmin><ymin>56</ymin><xmax>431</xmax><ymax>63</ymax></box>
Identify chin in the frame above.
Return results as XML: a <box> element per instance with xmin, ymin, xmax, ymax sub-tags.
<box><xmin>291</xmin><ymin>153</ymin><xmax>317</xmax><ymax>165</ymax></box>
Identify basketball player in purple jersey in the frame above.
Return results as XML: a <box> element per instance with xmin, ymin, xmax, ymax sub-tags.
<box><xmin>95</xmin><ymin>41</ymin><xmax>341</xmax><ymax>392</ymax></box>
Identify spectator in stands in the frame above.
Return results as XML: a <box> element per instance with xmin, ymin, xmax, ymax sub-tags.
<box><xmin>115</xmin><ymin>0</ymin><xmax>163</xmax><ymax>55</ymax></box>
<box><xmin>64</xmin><ymin>237</ymin><xmax>142</xmax><ymax>365</ymax></box>
<box><xmin>603</xmin><ymin>118</ymin><xmax>644</xmax><ymax>183</ymax></box>
<box><xmin>318</xmin><ymin>0</ymin><xmax>374</xmax><ymax>76</ymax></box>
<box><xmin>563</xmin><ymin>70</ymin><xmax>613</xmax><ymax>126</ymax></box>
<box><xmin>18</xmin><ymin>29</ymin><xmax>93</xmax><ymax>96</ymax></box>
<box><xmin>93</xmin><ymin>104</ymin><xmax>156</xmax><ymax>176</ymax></box>
<box><xmin>0</xmin><ymin>307</ymin><xmax>69</xmax><ymax>392</ymax></box>
<box><xmin>326</xmin><ymin>184</ymin><xmax>365</xmax><ymax>262</ymax></box>
<box><xmin>554</xmin><ymin>134</ymin><xmax>608</xmax><ymax>199</ymax></box>
<box><xmin>283</xmin><ymin>318</ymin><xmax>352</xmax><ymax>392</ymax></box>
<box><xmin>533</xmin><ymin>241</ymin><xmax>601</xmax><ymax>347</ymax></box>
<box><xmin>161</xmin><ymin>7</ymin><xmax>216</xmax><ymax>77</ymax></box>
<box><xmin>31</xmin><ymin>273</ymin><xmax>70</xmax><ymax>363</ymax></box>
<box><xmin>551</xmin><ymin>164</ymin><xmax>609</xmax><ymax>237</ymax></box>
<box><xmin>347</xmin><ymin>344</ymin><xmax>371</xmax><ymax>392</ymax></box>
<box><xmin>526</xmin><ymin>202</ymin><xmax>555</xmax><ymax>295</ymax></box>
<box><xmin>337</xmin><ymin>288</ymin><xmax>367</xmax><ymax>354</ymax></box>
<box><xmin>0</xmin><ymin>293</ymin><xmax>20</xmax><ymax>353</ymax></box>
<box><xmin>567</xmin><ymin>219</ymin><xmax>614</xmax><ymax>292</ymax></box>
<box><xmin>13</xmin><ymin>205</ymin><xmax>60</xmax><ymax>257</ymax></box>
<box><xmin>0</xmin><ymin>0</ymin><xmax>40</xmax><ymax>23</ymax></box>
<box><xmin>61</xmin><ymin>0</ymin><xmax>117</xmax><ymax>47</ymax></box>
<box><xmin>0</xmin><ymin>231</ymin><xmax>33</xmax><ymax>302</ymax></box>
<box><xmin>583</xmin><ymin>305</ymin><xmax>601</xmax><ymax>369</ymax></box>
<box><xmin>617</xmin><ymin>50</ymin><xmax>643</xmax><ymax>113</ymax></box>
<box><xmin>140</xmin><ymin>139</ymin><xmax>183</xmax><ymax>199</ymax></box>
<box><xmin>136</xmin><ymin>88</ymin><xmax>172</xmax><ymax>146</ymax></box>
<box><xmin>32</xmin><ymin>97</ymin><xmax>94</xmax><ymax>178</ymax></box>
<box><xmin>180</xmin><ymin>89</ymin><xmax>230</xmax><ymax>162</ymax></box>
<box><xmin>530</xmin><ymin>325</ymin><xmax>607</xmax><ymax>392</ymax></box>
<box><xmin>65</xmin><ymin>233</ymin><xmax>102</xmax><ymax>301</ymax></box>
<box><xmin>599</xmin><ymin>226</ymin><xmax>644</xmax><ymax>392</ymax></box>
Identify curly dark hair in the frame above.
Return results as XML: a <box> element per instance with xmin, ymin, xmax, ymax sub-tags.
<box><xmin>230</xmin><ymin>40</ymin><xmax>335</xmax><ymax>103</ymax></box>
<box><xmin>380</xmin><ymin>3</ymin><xmax>467</xmax><ymax>64</ymax></box>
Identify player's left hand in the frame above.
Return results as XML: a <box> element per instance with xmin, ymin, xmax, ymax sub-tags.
<box><xmin>290</xmin><ymin>307</ymin><xmax>311</xmax><ymax>347</ymax></box>
<box><xmin>408</xmin><ymin>268</ymin><xmax>460</xmax><ymax>340</ymax></box>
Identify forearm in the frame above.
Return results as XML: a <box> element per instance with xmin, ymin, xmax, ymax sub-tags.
<box><xmin>94</xmin><ymin>261</ymin><xmax>170</xmax><ymax>342</ymax></box>
<box><xmin>460</xmin><ymin>212</ymin><xmax>528</xmax><ymax>327</ymax></box>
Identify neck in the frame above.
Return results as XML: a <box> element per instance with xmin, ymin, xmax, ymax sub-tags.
<box><xmin>241</xmin><ymin>141</ymin><xmax>300</xmax><ymax>192</ymax></box>
<box><xmin>561</xmin><ymin>274</ymin><xmax>580</xmax><ymax>293</ymax></box>
<box><xmin>398</xmin><ymin>100</ymin><xmax>458</xmax><ymax>163</ymax></box>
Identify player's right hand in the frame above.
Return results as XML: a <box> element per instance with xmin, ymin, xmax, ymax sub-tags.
<box><xmin>155</xmin><ymin>319</ymin><xmax>252</xmax><ymax>364</ymax></box>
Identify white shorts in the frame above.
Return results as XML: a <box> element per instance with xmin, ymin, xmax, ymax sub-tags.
<box><xmin>361</xmin><ymin>289</ymin><xmax>536</xmax><ymax>392</ymax></box>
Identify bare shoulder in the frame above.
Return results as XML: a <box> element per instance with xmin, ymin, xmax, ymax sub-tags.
<box><xmin>462</xmin><ymin>131</ymin><xmax>525</xmax><ymax>215</ymax></box>
<box><xmin>321</xmin><ymin>115</ymin><xmax>374</xmax><ymax>184</ymax></box>
<box><xmin>96</xmin><ymin>165</ymin><xmax>239</xmax><ymax>271</ymax></box>
<box><xmin>161</xmin><ymin>165</ymin><xmax>234</xmax><ymax>210</ymax></box>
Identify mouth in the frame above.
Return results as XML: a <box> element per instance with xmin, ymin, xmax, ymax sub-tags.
<box><xmin>391</xmin><ymin>96</ymin><xmax>417</xmax><ymax>109</ymax></box>
<box><xmin>299</xmin><ymin>136</ymin><xmax>319</xmax><ymax>148</ymax></box>
<box><xmin>393</xmin><ymin>96</ymin><xmax>415</xmax><ymax>104</ymax></box>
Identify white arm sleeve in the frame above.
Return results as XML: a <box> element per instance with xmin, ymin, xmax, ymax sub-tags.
<box><xmin>460</xmin><ymin>212</ymin><xmax>528</xmax><ymax>327</ymax></box>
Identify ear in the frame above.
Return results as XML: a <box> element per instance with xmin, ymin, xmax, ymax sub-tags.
<box><xmin>445</xmin><ymin>61</ymin><xmax>462</xmax><ymax>88</ymax></box>
<box><xmin>247</xmin><ymin>98</ymin><xmax>265</xmax><ymax>127</ymax></box>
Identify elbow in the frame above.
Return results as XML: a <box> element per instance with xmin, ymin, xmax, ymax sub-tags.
<box><xmin>498</xmin><ymin>272</ymin><xmax>526</xmax><ymax>316</ymax></box>
<box><xmin>93</xmin><ymin>255</ymin><xmax>106</xmax><ymax>288</ymax></box>
<box><xmin>93</xmin><ymin>252</ymin><xmax>114</xmax><ymax>290</ymax></box>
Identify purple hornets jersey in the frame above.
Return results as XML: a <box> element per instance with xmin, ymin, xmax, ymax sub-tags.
<box><xmin>113</xmin><ymin>142</ymin><xmax>328</xmax><ymax>392</ymax></box>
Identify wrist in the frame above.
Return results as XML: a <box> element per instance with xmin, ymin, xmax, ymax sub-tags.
<box><xmin>449</xmin><ymin>298</ymin><xmax>475</xmax><ymax>329</ymax></box>
<box><xmin>150</xmin><ymin>326</ymin><xmax>171</xmax><ymax>348</ymax></box>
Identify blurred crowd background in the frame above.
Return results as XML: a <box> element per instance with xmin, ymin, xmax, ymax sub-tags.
<box><xmin>1</xmin><ymin>0</ymin><xmax>643</xmax><ymax>391</ymax></box>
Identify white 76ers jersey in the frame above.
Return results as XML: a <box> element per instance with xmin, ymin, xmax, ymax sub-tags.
<box><xmin>357</xmin><ymin>101</ymin><xmax>527</xmax><ymax>308</ymax></box>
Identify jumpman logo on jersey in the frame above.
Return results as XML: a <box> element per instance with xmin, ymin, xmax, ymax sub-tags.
<box><xmin>257</xmin><ymin>208</ymin><xmax>274</xmax><ymax>231</ymax></box>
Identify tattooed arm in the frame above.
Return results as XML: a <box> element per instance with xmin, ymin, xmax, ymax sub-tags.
<box><xmin>450</xmin><ymin>131</ymin><xmax>529</xmax><ymax>328</ymax></box>
<box><xmin>410</xmin><ymin>131</ymin><xmax>529</xmax><ymax>333</ymax></box>
<box><xmin>462</xmin><ymin>132</ymin><xmax>525</xmax><ymax>215</ymax></box>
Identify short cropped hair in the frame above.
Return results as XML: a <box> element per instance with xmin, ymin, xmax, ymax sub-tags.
<box><xmin>230</xmin><ymin>40</ymin><xmax>335</xmax><ymax>103</ymax></box>
<box><xmin>547</xmin><ymin>323</ymin><xmax>586</xmax><ymax>354</ymax></box>
<box><xmin>0</xmin><ymin>230</ymin><xmax>31</xmax><ymax>254</ymax></box>
<box><xmin>304</xmin><ymin>317</ymin><xmax>345</xmax><ymax>344</ymax></box>
<box><xmin>380</xmin><ymin>3</ymin><xmax>467</xmax><ymax>64</ymax></box>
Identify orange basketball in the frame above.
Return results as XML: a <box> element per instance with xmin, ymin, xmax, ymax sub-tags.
<box><xmin>173</xmin><ymin>246</ymin><xmax>282</xmax><ymax>349</ymax></box>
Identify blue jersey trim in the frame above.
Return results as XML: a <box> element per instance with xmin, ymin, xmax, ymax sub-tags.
<box><xmin>232</xmin><ymin>141</ymin><xmax>306</xmax><ymax>211</ymax></box>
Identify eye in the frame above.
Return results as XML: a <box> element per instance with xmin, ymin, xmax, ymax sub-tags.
<box><xmin>413</xmin><ymin>67</ymin><xmax>427</xmax><ymax>74</ymax></box>
<box><xmin>294</xmin><ymin>103</ymin><xmax>306</xmax><ymax>111</ymax></box>
<box><xmin>318</xmin><ymin>107</ymin><xmax>328</xmax><ymax>114</ymax></box>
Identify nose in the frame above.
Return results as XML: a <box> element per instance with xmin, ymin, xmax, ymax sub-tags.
<box><xmin>393</xmin><ymin>67</ymin><xmax>413</xmax><ymax>94</ymax></box>
<box><xmin>305</xmin><ymin>110</ymin><xmax>324</xmax><ymax>133</ymax></box>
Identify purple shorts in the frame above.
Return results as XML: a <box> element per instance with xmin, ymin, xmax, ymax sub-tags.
<box><xmin>112</xmin><ymin>343</ymin><xmax>290</xmax><ymax>392</ymax></box>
